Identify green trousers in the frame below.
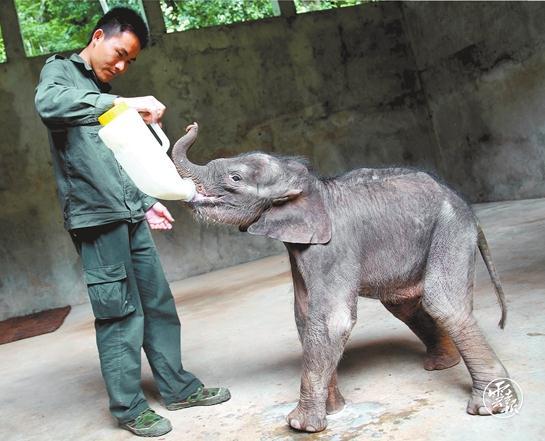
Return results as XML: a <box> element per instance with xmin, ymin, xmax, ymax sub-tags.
<box><xmin>72</xmin><ymin>221</ymin><xmax>202</xmax><ymax>423</ymax></box>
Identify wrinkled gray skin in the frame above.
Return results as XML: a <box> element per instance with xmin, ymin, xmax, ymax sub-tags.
<box><xmin>172</xmin><ymin>124</ymin><xmax>512</xmax><ymax>433</ymax></box>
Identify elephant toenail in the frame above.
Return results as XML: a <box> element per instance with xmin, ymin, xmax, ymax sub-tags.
<box><xmin>290</xmin><ymin>419</ymin><xmax>301</xmax><ymax>430</ymax></box>
<box><xmin>307</xmin><ymin>425</ymin><xmax>316</xmax><ymax>432</ymax></box>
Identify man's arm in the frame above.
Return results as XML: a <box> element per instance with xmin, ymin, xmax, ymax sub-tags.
<box><xmin>35</xmin><ymin>60</ymin><xmax>117</xmax><ymax>127</ymax></box>
<box><xmin>35</xmin><ymin>60</ymin><xmax>166</xmax><ymax>128</ymax></box>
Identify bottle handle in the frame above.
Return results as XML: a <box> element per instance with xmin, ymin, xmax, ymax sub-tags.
<box><xmin>149</xmin><ymin>123</ymin><xmax>171</xmax><ymax>152</ymax></box>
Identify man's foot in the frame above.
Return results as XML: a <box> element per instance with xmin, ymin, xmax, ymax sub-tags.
<box><xmin>166</xmin><ymin>386</ymin><xmax>231</xmax><ymax>410</ymax></box>
<box><xmin>120</xmin><ymin>409</ymin><xmax>172</xmax><ymax>437</ymax></box>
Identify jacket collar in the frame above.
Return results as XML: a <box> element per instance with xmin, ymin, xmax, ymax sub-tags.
<box><xmin>69</xmin><ymin>53</ymin><xmax>112</xmax><ymax>92</ymax></box>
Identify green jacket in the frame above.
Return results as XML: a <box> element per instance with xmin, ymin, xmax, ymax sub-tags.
<box><xmin>35</xmin><ymin>53</ymin><xmax>156</xmax><ymax>230</ymax></box>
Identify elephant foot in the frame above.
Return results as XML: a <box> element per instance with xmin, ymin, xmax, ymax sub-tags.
<box><xmin>466</xmin><ymin>390</ymin><xmax>495</xmax><ymax>415</ymax></box>
<box><xmin>424</xmin><ymin>349</ymin><xmax>461</xmax><ymax>371</ymax></box>
<box><xmin>287</xmin><ymin>405</ymin><xmax>327</xmax><ymax>433</ymax></box>
<box><xmin>467</xmin><ymin>378</ymin><xmax>520</xmax><ymax>416</ymax></box>
<box><xmin>326</xmin><ymin>387</ymin><xmax>346</xmax><ymax>415</ymax></box>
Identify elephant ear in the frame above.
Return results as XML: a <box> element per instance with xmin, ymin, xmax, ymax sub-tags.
<box><xmin>247</xmin><ymin>189</ymin><xmax>332</xmax><ymax>244</ymax></box>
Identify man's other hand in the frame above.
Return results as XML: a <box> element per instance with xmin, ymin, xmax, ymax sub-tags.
<box><xmin>115</xmin><ymin>96</ymin><xmax>166</xmax><ymax>124</ymax></box>
<box><xmin>145</xmin><ymin>202</ymin><xmax>174</xmax><ymax>230</ymax></box>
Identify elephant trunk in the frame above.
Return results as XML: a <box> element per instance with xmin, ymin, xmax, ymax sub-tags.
<box><xmin>171</xmin><ymin>125</ymin><xmax>207</xmax><ymax>193</ymax></box>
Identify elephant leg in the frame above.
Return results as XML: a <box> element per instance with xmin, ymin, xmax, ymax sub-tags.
<box><xmin>287</xmin><ymin>294</ymin><xmax>357</xmax><ymax>432</ymax></box>
<box><xmin>290</xmin><ymin>254</ymin><xmax>346</xmax><ymax>417</ymax></box>
<box><xmin>423</xmin><ymin>227</ymin><xmax>510</xmax><ymax>415</ymax></box>
<box><xmin>326</xmin><ymin>371</ymin><xmax>345</xmax><ymax>415</ymax></box>
<box><xmin>291</xmin><ymin>253</ymin><xmax>308</xmax><ymax>344</ymax></box>
<box><xmin>381</xmin><ymin>297</ymin><xmax>460</xmax><ymax>371</ymax></box>
<box><xmin>443</xmin><ymin>312</ymin><xmax>509</xmax><ymax>415</ymax></box>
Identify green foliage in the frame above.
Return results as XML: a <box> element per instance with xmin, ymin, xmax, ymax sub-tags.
<box><xmin>107</xmin><ymin>0</ymin><xmax>147</xmax><ymax>20</ymax></box>
<box><xmin>294</xmin><ymin>0</ymin><xmax>367</xmax><ymax>14</ymax></box>
<box><xmin>0</xmin><ymin>31</ymin><xmax>6</xmax><ymax>63</ymax></box>
<box><xmin>14</xmin><ymin>0</ymin><xmax>146</xmax><ymax>57</ymax></box>
<box><xmin>15</xmin><ymin>0</ymin><xmax>102</xmax><ymax>57</ymax></box>
<box><xmin>9</xmin><ymin>0</ymin><xmax>369</xmax><ymax>59</ymax></box>
<box><xmin>160</xmin><ymin>0</ymin><xmax>275</xmax><ymax>33</ymax></box>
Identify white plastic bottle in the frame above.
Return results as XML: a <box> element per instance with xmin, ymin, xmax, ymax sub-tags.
<box><xmin>98</xmin><ymin>102</ymin><xmax>196</xmax><ymax>201</ymax></box>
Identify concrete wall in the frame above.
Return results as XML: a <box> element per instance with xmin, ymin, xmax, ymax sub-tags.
<box><xmin>1</xmin><ymin>1</ymin><xmax>544</xmax><ymax>320</ymax></box>
<box><xmin>402</xmin><ymin>2</ymin><xmax>545</xmax><ymax>201</ymax></box>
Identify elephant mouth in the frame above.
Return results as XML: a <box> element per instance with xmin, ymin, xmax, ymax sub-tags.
<box><xmin>189</xmin><ymin>187</ymin><xmax>226</xmax><ymax>205</ymax></box>
<box><xmin>191</xmin><ymin>192</ymin><xmax>220</xmax><ymax>204</ymax></box>
<box><xmin>186</xmin><ymin>187</ymin><xmax>261</xmax><ymax>228</ymax></box>
<box><xmin>186</xmin><ymin>190</ymin><xmax>242</xmax><ymax>226</ymax></box>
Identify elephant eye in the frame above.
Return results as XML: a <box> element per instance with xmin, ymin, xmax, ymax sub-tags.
<box><xmin>230</xmin><ymin>174</ymin><xmax>242</xmax><ymax>182</ymax></box>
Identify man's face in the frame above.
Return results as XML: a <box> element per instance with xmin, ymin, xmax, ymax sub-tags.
<box><xmin>89</xmin><ymin>29</ymin><xmax>141</xmax><ymax>83</ymax></box>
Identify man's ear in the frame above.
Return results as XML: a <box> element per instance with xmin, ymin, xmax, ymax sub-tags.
<box><xmin>92</xmin><ymin>28</ymin><xmax>105</xmax><ymax>44</ymax></box>
<box><xmin>247</xmin><ymin>190</ymin><xmax>331</xmax><ymax>244</ymax></box>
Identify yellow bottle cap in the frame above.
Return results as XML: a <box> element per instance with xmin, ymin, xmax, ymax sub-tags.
<box><xmin>98</xmin><ymin>102</ymin><xmax>129</xmax><ymax>126</ymax></box>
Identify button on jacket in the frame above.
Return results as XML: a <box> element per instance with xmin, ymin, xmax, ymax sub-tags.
<box><xmin>35</xmin><ymin>53</ymin><xmax>156</xmax><ymax>230</ymax></box>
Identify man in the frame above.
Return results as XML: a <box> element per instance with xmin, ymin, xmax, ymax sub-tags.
<box><xmin>35</xmin><ymin>7</ymin><xmax>230</xmax><ymax>437</ymax></box>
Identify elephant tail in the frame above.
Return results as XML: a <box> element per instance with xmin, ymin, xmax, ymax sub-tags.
<box><xmin>477</xmin><ymin>224</ymin><xmax>507</xmax><ymax>329</ymax></box>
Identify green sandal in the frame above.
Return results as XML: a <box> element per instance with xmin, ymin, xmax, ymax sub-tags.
<box><xmin>120</xmin><ymin>409</ymin><xmax>172</xmax><ymax>437</ymax></box>
<box><xmin>166</xmin><ymin>386</ymin><xmax>231</xmax><ymax>410</ymax></box>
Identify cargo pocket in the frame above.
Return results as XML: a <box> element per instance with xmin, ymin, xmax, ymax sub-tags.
<box><xmin>84</xmin><ymin>263</ymin><xmax>136</xmax><ymax>319</ymax></box>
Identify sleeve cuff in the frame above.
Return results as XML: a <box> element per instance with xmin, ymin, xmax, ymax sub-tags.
<box><xmin>142</xmin><ymin>195</ymin><xmax>157</xmax><ymax>211</ymax></box>
<box><xmin>95</xmin><ymin>93</ymin><xmax>118</xmax><ymax>116</ymax></box>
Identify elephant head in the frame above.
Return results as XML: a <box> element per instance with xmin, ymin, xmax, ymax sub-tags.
<box><xmin>171</xmin><ymin>123</ymin><xmax>331</xmax><ymax>244</ymax></box>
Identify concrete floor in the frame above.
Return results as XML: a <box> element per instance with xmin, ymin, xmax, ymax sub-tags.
<box><xmin>1</xmin><ymin>199</ymin><xmax>544</xmax><ymax>441</ymax></box>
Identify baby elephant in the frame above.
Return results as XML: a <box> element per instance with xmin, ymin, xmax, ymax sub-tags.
<box><xmin>172</xmin><ymin>123</ymin><xmax>513</xmax><ymax>432</ymax></box>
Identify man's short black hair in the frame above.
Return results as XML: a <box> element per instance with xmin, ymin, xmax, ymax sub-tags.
<box><xmin>89</xmin><ymin>7</ymin><xmax>149</xmax><ymax>49</ymax></box>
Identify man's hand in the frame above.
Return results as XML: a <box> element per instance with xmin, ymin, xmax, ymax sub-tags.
<box><xmin>115</xmin><ymin>96</ymin><xmax>166</xmax><ymax>124</ymax></box>
<box><xmin>145</xmin><ymin>202</ymin><xmax>174</xmax><ymax>230</ymax></box>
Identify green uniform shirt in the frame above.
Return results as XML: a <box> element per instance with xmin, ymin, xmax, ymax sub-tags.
<box><xmin>35</xmin><ymin>53</ymin><xmax>156</xmax><ymax>230</ymax></box>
